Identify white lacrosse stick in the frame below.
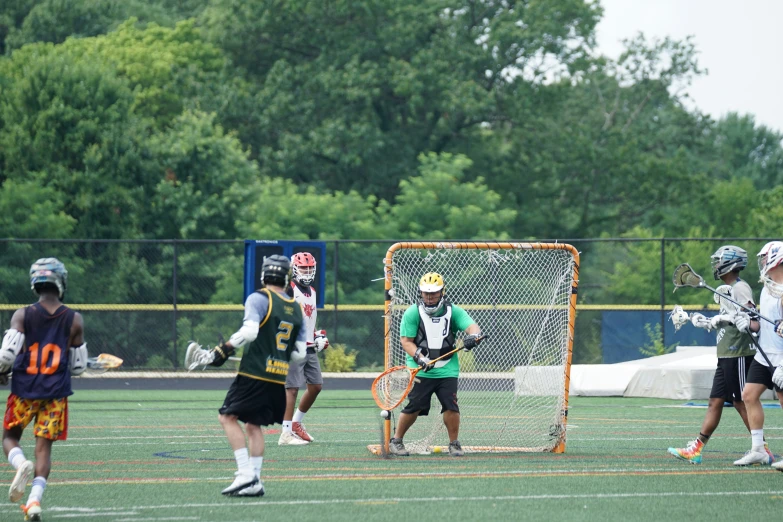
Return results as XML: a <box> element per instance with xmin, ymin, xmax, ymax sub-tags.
<box><xmin>184</xmin><ymin>342</ymin><xmax>216</xmax><ymax>371</ymax></box>
<box><xmin>669</xmin><ymin>305</ymin><xmax>691</xmax><ymax>332</ymax></box>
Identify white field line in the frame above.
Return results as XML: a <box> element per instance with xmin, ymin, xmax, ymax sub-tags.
<box><xmin>11</xmin><ymin>489</ymin><xmax>783</xmax><ymax>514</ymax></box>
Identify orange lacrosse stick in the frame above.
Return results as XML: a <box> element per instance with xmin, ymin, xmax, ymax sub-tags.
<box><xmin>372</xmin><ymin>335</ymin><xmax>488</xmax><ymax>410</ymax></box>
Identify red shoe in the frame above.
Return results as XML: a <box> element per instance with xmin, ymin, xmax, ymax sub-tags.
<box><xmin>292</xmin><ymin>422</ymin><xmax>314</xmax><ymax>442</ymax></box>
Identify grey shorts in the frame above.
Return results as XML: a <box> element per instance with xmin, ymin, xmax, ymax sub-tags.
<box><xmin>285</xmin><ymin>352</ymin><xmax>323</xmax><ymax>388</ymax></box>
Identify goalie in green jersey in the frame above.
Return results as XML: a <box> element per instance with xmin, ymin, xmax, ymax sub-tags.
<box><xmin>388</xmin><ymin>272</ymin><xmax>482</xmax><ymax>457</ymax></box>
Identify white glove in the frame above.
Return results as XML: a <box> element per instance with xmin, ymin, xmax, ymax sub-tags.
<box><xmin>709</xmin><ymin>314</ymin><xmax>735</xmax><ymax>329</ymax></box>
<box><xmin>690</xmin><ymin>313</ymin><xmax>713</xmax><ymax>331</ymax></box>
<box><xmin>314</xmin><ymin>330</ymin><xmax>329</xmax><ymax>352</ymax></box>
<box><xmin>775</xmin><ymin>320</ymin><xmax>783</xmax><ymax>338</ymax></box>
<box><xmin>733</xmin><ymin>312</ymin><xmax>751</xmax><ymax>333</ymax></box>
<box><xmin>773</xmin><ymin>365</ymin><xmax>783</xmax><ymax>389</ymax></box>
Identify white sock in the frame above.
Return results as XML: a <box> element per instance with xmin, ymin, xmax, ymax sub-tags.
<box><xmin>234</xmin><ymin>448</ymin><xmax>250</xmax><ymax>474</ymax></box>
<box><xmin>293</xmin><ymin>409</ymin><xmax>306</xmax><ymax>423</ymax></box>
<box><xmin>28</xmin><ymin>476</ymin><xmax>46</xmax><ymax>504</ymax></box>
<box><xmin>282</xmin><ymin>421</ymin><xmax>292</xmax><ymax>433</ymax></box>
<box><xmin>250</xmin><ymin>456</ymin><xmax>263</xmax><ymax>478</ymax></box>
<box><xmin>8</xmin><ymin>447</ymin><xmax>26</xmax><ymax>470</ymax></box>
<box><xmin>751</xmin><ymin>429</ymin><xmax>764</xmax><ymax>449</ymax></box>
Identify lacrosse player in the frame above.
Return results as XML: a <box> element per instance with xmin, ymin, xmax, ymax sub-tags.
<box><xmin>192</xmin><ymin>255</ymin><xmax>307</xmax><ymax>497</ymax></box>
<box><xmin>1</xmin><ymin>258</ymin><xmax>88</xmax><ymax>521</ymax></box>
<box><xmin>389</xmin><ymin>272</ymin><xmax>482</xmax><ymax>457</ymax></box>
<box><xmin>279</xmin><ymin>252</ymin><xmax>328</xmax><ymax>445</ymax></box>
<box><xmin>731</xmin><ymin>241</ymin><xmax>783</xmax><ymax>467</ymax></box>
<box><xmin>668</xmin><ymin>246</ymin><xmax>772</xmax><ymax>464</ymax></box>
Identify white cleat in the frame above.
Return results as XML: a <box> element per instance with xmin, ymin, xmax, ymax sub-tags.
<box><xmin>235</xmin><ymin>481</ymin><xmax>265</xmax><ymax>497</ymax></box>
<box><xmin>733</xmin><ymin>449</ymin><xmax>772</xmax><ymax>466</ymax></box>
<box><xmin>9</xmin><ymin>460</ymin><xmax>34</xmax><ymax>503</ymax></box>
<box><xmin>772</xmin><ymin>460</ymin><xmax>783</xmax><ymax>471</ymax></box>
<box><xmin>278</xmin><ymin>431</ymin><xmax>309</xmax><ymax>446</ymax></box>
<box><xmin>221</xmin><ymin>472</ymin><xmax>258</xmax><ymax>495</ymax></box>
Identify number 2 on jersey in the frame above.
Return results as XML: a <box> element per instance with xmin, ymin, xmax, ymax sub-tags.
<box><xmin>276</xmin><ymin>321</ymin><xmax>294</xmax><ymax>351</ymax></box>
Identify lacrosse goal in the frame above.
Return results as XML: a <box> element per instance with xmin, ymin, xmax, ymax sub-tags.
<box><xmin>369</xmin><ymin>242</ymin><xmax>579</xmax><ymax>455</ymax></box>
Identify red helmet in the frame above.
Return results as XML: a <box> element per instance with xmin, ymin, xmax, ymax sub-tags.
<box><xmin>291</xmin><ymin>252</ymin><xmax>317</xmax><ymax>285</ymax></box>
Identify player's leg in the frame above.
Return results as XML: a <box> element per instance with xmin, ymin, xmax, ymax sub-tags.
<box><xmin>435</xmin><ymin>378</ymin><xmax>463</xmax><ymax>456</ymax></box>
<box><xmin>732</xmin><ymin>355</ymin><xmax>774</xmax><ymax>461</ymax></box>
<box><xmin>291</xmin><ymin>353</ymin><xmax>323</xmax><ymax>442</ymax></box>
<box><xmin>217</xmin><ymin>377</ymin><xmax>259</xmax><ymax>494</ymax></box>
<box><xmin>20</xmin><ymin>436</ymin><xmax>53</xmax><ymax>521</ymax></box>
<box><xmin>279</xmin><ymin>360</ymin><xmax>308</xmax><ymax>445</ymax></box>
<box><xmin>236</xmin><ymin>423</ymin><xmax>266</xmax><ymax>497</ymax></box>
<box><xmin>734</xmin><ymin>361</ymin><xmax>771</xmax><ymax>466</ymax></box>
<box><xmin>391</xmin><ymin>379</ymin><xmax>435</xmax><ymax>456</ymax></box>
<box><xmin>4</xmin><ymin>395</ymin><xmax>35</xmax><ymax>503</ymax></box>
<box><xmin>773</xmin><ymin>390</ymin><xmax>783</xmax><ymax>471</ymax></box>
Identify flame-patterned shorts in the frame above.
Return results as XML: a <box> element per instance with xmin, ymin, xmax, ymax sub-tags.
<box><xmin>3</xmin><ymin>394</ymin><xmax>69</xmax><ymax>441</ymax></box>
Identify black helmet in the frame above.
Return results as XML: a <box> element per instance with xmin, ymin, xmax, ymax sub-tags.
<box><xmin>261</xmin><ymin>255</ymin><xmax>290</xmax><ymax>286</ymax></box>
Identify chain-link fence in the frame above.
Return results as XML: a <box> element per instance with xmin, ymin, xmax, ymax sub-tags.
<box><xmin>1</xmin><ymin>238</ymin><xmax>776</xmax><ymax>369</ymax></box>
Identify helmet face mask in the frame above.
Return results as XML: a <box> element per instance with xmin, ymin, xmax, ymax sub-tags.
<box><xmin>418</xmin><ymin>272</ymin><xmax>445</xmax><ymax>315</ymax></box>
<box><xmin>758</xmin><ymin>241</ymin><xmax>783</xmax><ymax>298</ymax></box>
<box><xmin>291</xmin><ymin>252</ymin><xmax>317</xmax><ymax>286</ymax></box>
<box><xmin>30</xmin><ymin>257</ymin><xmax>67</xmax><ymax>298</ymax></box>
<box><xmin>261</xmin><ymin>255</ymin><xmax>291</xmax><ymax>287</ymax></box>
<box><xmin>710</xmin><ymin>245</ymin><xmax>748</xmax><ymax>280</ymax></box>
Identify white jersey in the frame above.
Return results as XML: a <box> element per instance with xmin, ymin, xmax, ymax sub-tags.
<box><xmin>756</xmin><ymin>287</ymin><xmax>783</xmax><ymax>367</ymax></box>
<box><xmin>289</xmin><ymin>282</ymin><xmax>317</xmax><ymax>343</ymax></box>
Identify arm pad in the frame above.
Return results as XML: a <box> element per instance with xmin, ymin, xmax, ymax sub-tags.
<box><xmin>0</xmin><ymin>329</ymin><xmax>25</xmax><ymax>373</ymax></box>
<box><xmin>70</xmin><ymin>343</ymin><xmax>88</xmax><ymax>376</ymax></box>
<box><xmin>228</xmin><ymin>319</ymin><xmax>259</xmax><ymax>348</ymax></box>
<box><xmin>291</xmin><ymin>340</ymin><xmax>307</xmax><ymax>363</ymax></box>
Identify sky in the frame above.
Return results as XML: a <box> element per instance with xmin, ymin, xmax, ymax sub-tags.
<box><xmin>595</xmin><ymin>0</ymin><xmax>783</xmax><ymax>132</ymax></box>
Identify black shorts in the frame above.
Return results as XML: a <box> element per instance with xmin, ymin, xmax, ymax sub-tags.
<box><xmin>401</xmin><ymin>376</ymin><xmax>459</xmax><ymax>416</ymax></box>
<box><xmin>711</xmin><ymin>356</ymin><xmax>754</xmax><ymax>401</ymax></box>
<box><xmin>746</xmin><ymin>358</ymin><xmax>783</xmax><ymax>392</ymax></box>
<box><xmin>218</xmin><ymin>375</ymin><xmax>286</xmax><ymax>426</ymax></box>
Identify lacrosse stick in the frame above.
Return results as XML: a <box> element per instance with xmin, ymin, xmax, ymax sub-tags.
<box><xmin>673</xmin><ymin>263</ymin><xmax>776</xmax><ymax>368</ymax></box>
<box><xmin>185</xmin><ymin>341</ymin><xmax>243</xmax><ymax>370</ymax></box>
<box><xmin>85</xmin><ymin>353</ymin><xmax>123</xmax><ymax>374</ymax></box>
<box><xmin>672</xmin><ymin>263</ymin><xmax>776</xmax><ymax>325</ymax></box>
<box><xmin>372</xmin><ymin>335</ymin><xmax>488</xmax><ymax>411</ymax></box>
<box><xmin>669</xmin><ymin>305</ymin><xmax>691</xmax><ymax>332</ymax></box>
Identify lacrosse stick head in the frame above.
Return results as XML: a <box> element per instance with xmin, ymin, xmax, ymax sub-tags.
<box><xmin>372</xmin><ymin>366</ymin><xmax>415</xmax><ymax>411</ymax></box>
<box><xmin>185</xmin><ymin>341</ymin><xmax>205</xmax><ymax>371</ymax></box>
<box><xmin>713</xmin><ymin>284</ymin><xmax>737</xmax><ymax>313</ymax></box>
<box><xmin>669</xmin><ymin>305</ymin><xmax>690</xmax><ymax>332</ymax></box>
<box><xmin>672</xmin><ymin>263</ymin><xmax>705</xmax><ymax>291</ymax></box>
<box><xmin>85</xmin><ymin>353</ymin><xmax>123</xmax><ymax>374</ymax></box>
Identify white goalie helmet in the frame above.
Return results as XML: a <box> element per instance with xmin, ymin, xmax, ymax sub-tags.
<box><xmin>710</xmin><ymin>245</ymin><xmax>747</xmax><ymax>280</ymax></box>
<box><xmin>758</xmin><ymin>241</ymin><xmax>783</xmax><ymax>298</ymax></box>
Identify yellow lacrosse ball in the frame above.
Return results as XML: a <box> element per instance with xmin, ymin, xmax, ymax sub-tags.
<box><xmin>433</xmin><ymin>446</ymin><xmax>441</xmax><ymax>453</ymax></box>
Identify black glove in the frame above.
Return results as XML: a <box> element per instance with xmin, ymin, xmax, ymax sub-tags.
<box><xmin>413</xmin><ymin>348</ymin><xmax>433</xmax><ymax>372</ymax></box>
<box><xmin>209</xmin><ymin>342</ymin><xmax>236</xmax><ymax>367</ymax></box>
<box><xmin>462</xmin><ymin>333</ymin><xmax>482</xmax><ymax>351</ymax></box>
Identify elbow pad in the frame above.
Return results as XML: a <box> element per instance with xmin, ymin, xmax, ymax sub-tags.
<box><xmin>0</xmin><ymin>329</ymin><xmax>25</xmax><ymax>373</ymax></box>
<box><xmin>228</xmin><ymin>319</ymin><xmax>259</xmax><ymax>348</ymax></box>
<box><xmin>70</xmin><ymin>343</ymin><xmax>88</xmax><ymax>376</ymax></box>
<box><xmin>291</xmin><ymin>340</ymin><xmax>307</xmax><ymax>363</ymax></box>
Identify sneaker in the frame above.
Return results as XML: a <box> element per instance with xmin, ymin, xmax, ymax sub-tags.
<box><xmin>668</xmin><ymin>439</ymin><xmax>704</xmax><ymax>464</ymax></box>
<box><xmin>733</xmin><ymin>449</ymin><xmax>773</xmax><ymax>466</ymax></box>
<box><xmin>9</xmin><ymin>460</ymin><xmax>34</xmax><ymax>503</ymax></box>
<box><xmin>292</xmin><ymin>422</ymin><xmax>314</xmax><ymax>442</ymax></box>
<box><xmin>221</xmin><ymin>472</ymin><xmax>258</xmax><ymax>495</ymax></box>
<box><xmin>764</xmin><ymin>442</ymin><xmax>775</xmax><ymax>464</ymax></box>
<box><xmin>448</xmin><ymin>440</ymin><xmax>465</xmax><ymax>457</ymax></box>
<box><xmin>235</xmin><ymin>480</ymin><xmax>265</xmax><ymax>497</ymax></box>
<box><xmin>772</xmin><ymin>460</ymin><xmax>783</xmax><ymax>471</ymax></box>
<box><xmin>389</xmin><ymin>438</ymin><xmax>409</xmax><ymax>456</ymax></box>
<box><xmin>22</xmin><ymin>501</ymin><xmax>42</xmax><ymax>522</ymax></box>
<box><xmin>278</xmin><ymin>431</ymin><xmax>309</xmax><ymax>446</ymax></box>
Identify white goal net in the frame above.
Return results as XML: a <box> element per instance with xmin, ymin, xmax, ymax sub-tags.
<box><xmin>381</xmin><ymin>242</ymin><xmax>578</xmax><ymax>454</ymax></box>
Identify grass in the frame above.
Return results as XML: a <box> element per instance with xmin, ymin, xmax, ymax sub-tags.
<box><xmin>2</xmin><ymin>391</ymin><xmax>783</xmax><ymax>521</ymax></box>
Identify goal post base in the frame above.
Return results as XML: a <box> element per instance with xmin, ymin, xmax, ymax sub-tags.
<box><xmin>367</xmin><ymin>444</ymin><xmax>563</xmax><ymax>455</ymax></box>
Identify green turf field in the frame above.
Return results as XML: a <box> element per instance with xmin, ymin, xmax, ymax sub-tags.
<box><xmin>2</xmin><ymin>391</ymin><xmax>782</xmax><ymax>521</ymax></box>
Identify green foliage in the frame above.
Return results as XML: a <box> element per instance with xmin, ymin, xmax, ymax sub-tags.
<box><xmin>638</xmin><ymin>323</ymin><xmax>677</xmax><ymax>357</ymax></box>
<box><xmin>322</xmin><ymin>344</ymin><xmax>357</xmax><ymax>372</ymax></box>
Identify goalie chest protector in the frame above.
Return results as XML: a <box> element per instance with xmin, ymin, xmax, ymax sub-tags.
<box><xmin>414</xmin><ymin>303</ymin><xmax>456</xmax><ymax>367</ymax></box>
